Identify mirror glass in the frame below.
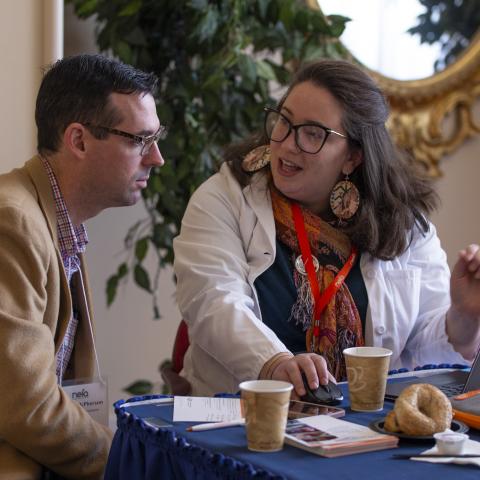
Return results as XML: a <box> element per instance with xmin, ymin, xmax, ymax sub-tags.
<box><xmin>319</xmin><ymin>0</ymin><xmax>478</xmax><ymax>80</ymax></box>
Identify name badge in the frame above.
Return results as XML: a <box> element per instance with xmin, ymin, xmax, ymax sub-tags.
<box><xmin>63</xmin><ymin>377</ymin><xmax>109</xmax><ymax>426</ymax></box>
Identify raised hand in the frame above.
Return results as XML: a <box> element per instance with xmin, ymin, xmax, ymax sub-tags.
<box><xmin>447</xmin><ymin>244</ymin><xmax>480</xmax><ymax>360</ymax></box>
<box><xmin>450</xmin><ymin>244</ymin><xmax>480</xmax><ymax>317</ymax></box>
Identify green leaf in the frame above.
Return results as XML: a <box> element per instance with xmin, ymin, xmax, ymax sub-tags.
<box><xmin>304</xmin><ymin>44</ymin><xmax>327</xmax><ymax>62</ymax></box>
<box><xmin>202</xmin><ymin>71</ymin><xmax>224</xmax><ymax>90</ymax></box>
<box><xmin>135</xmin><ymin>237</ymin><xmax>149</xmax><ymax>262</ymax></box>
<box><xmin>278</xmin><ymin>1</ymin><xmax>294</xmax><ymax>29</ymax></box>
<box><xmin>124</xmin><ymin>219</ymin><xmax>143</xmax><ymax>249</ymax></box>
<box><xmin>311</xmin><ymin>11</ymin><xmax>329</xmax><ymax>32</ymax></box>
<box><xmin>134</xmin><ymin>264</ymin><xmax>151</xmax><ymax>292</ymax></box>
<box><xmin>325</xmin><ymin>41</ymin><xmax>343</xmax><ymax>59</ymax></box>
<box><xmin>119</xmin><ymin>0</ymin><xmax>142</xmax><ymax>17</ymax></box>
<box><xmin>327</xmin><ymin>14</ymin><xmax>350</xmax><ymax>38</ymax></box>
<box><xmin>157</xmin><ymin>103</ymin><xmax>174</xmax><ymax>127</ymax></box>
<box><xmin>256</xmin><ymin>0</ymin><xmax>269</xmax><ymax>20</ymax></box>
<box><xmin>294</xmin><ymin>8</ymin><xmax>309</xmax><ymax>31</ymax></box>
<box><xmin>192</xmin><ymin>9</ymin><xmax>219</xmax><ymax>42</ymax></box>
<box><xmin>237</xmin><ymin>54</ymin><xmax>257</xmax><ymax>84</ymax></box>
<box><xmin>256</xmin><ymin>59</ymin><xmax>276</xmax><ymax>81</ymax></box>
<box><xmin>123</xmin><ymin>379</ymin><xmax>154</xmax><ymax>395</ymax></box>
<box><xmin>190</xmin><ymin>0</ymin><xmax>208</xmax><ymax>10</ymax></box>
<box><xmin>185</xmin><ymin>112</ymin><xmax>199</xmax><ymax>128</ymax></box>
<box><xmin>75</xmin><ymin>0</ymin><xmax>98</xmax><ymax>17</ymax></box>
<box><xmin>159</xmin><ymin>359</ymin><xmax>172</xmax><ymax>370</ymax></box>
<box><xmin>152</xmin><ymin>223</ymin><xmax>167</xmax><ymax>248</ymax></box>
<box><xmin>117</xmin><ymin>262</ymin><xmax>128</xmax><ymax>278</ymax></box>
<box><xmin>115</xmin><ymin>40</ymin><xmax>133</xmax><ymax>63</ymax></box>
<box><xmin>106</xmin><ymin>275</ymin><xmax>118</xmax><ymax>307</ymax></box>
<box><xmin>150</xmin><ymin>175</ymin><xmax>164</xmax><ymax>195</ymax></box>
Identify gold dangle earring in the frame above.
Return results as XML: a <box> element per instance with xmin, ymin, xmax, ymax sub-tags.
<box><xmin>242</xmin><ymin>145</ymin><xmax>271</xmax><ymax>172</ymax></box>
<box><xmin>329</xmin><ymin>174</ymin><xmax>360</xmax><ymax>225</ymax></box>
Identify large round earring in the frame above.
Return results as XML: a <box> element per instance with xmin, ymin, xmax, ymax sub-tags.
<box><xmin>329</xmin><ymin>174</ymin><xmax>360</xmax><ymax>222</ymax></box>
<box><xmin>242</xmin><ymin>145</ymin><xmax>271</xmax><ymax>172</ymax></box>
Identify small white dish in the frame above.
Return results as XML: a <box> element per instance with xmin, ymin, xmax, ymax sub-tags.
<box><xmin>433</xmin><ymin>432</ymin><xmax>469</xmax><ymax>455</ymax></box>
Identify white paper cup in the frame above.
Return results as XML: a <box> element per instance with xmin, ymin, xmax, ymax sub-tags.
<box><xmin>239</xmin><ymin>380</ymin><xmax>293</xmax><ymax>452</ymax></box>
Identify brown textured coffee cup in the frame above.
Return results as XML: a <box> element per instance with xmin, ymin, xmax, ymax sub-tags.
<box><xmin>343</xmin><ymin>347</ymin><xmax>392</xmax><ymax>412</ymax></box>
<box><xmin>239</xmin><ymin>380</ymin><xmax>293</xmax><ymax>452</ymax></box>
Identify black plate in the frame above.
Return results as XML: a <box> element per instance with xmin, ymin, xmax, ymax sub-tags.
<box><xmin>369</xmin><ymin>418</ymin><xmax>469</xmax><ymax>441</ymax></box>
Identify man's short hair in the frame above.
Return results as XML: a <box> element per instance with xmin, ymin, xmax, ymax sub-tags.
<box><xmin>35</xmin><ymin>54</ymin><xmax>158</xmax><ymax>155</ymax></box>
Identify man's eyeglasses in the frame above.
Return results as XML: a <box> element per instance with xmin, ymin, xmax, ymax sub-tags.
<box><xmin>264</xmin><ymin>107</ymin><xmax>347</xmax><ymax>154</ymax></box>
<box><xmin>84</xmin><ymin>123</ymin><xmax>167</xmax><ymax>156</ymax></box>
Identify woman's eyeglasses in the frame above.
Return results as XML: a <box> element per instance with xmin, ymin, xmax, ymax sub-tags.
<box><xmin>264</xmin><ymin>107</ymin><xmax>347</xmax><ymax>154</ymax></box>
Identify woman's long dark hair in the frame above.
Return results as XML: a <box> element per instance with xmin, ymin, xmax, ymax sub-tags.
<box><xmin>225</xmin><ymin>59</ymin><xmax>438</xmax><ymax>260</ymax></box>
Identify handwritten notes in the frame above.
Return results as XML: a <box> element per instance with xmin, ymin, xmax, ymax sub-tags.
<box><xmin>173</xmin><ymin>396</ymin><xmax>243</xmax><ymax>422</ymax></box>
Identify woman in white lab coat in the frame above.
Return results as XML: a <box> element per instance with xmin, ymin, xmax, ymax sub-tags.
<box><xmin>173</xmin><ymin>59</ymin><xmax>480</xmax><ymax>397</ymax></box>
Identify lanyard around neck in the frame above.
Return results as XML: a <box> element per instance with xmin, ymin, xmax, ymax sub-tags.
<box><xmin>291</xmin><ymin>203</ymin><xmax>357</xmax><ymax>339</ymax></box>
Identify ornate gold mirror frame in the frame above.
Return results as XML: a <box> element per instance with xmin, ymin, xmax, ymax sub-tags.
<box><xmin>306</xmin><ymin>0</ymin><xmax>480</xmax><ymax>177</ymax></box>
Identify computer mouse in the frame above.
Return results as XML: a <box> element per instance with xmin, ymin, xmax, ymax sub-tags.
<box><xmin>300</xmin><ymin>373</ymin><xmax>343</xmax><ymax>405</ymax></box>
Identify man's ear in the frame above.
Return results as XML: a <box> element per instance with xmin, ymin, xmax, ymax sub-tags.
<box><xmin>343</xmin><ymin>148</ymin><xmax>363</xmax><ymax>176</ymax></box>
<box><xmin>63</xmin><ymin>123</ymin><xmax>87</xmax><ymax>157</ymax></box>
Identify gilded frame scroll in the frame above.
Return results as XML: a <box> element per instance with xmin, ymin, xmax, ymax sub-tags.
<box><xmin>306</xmin><ymin>0</ymin><xmax>480</xmax><ymax>177</ymax></box>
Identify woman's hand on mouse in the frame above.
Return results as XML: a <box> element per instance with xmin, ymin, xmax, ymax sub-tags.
<box><xmin>270</xmin><ymin>353</ymin><xmax>335</xmax><ymax>398</ymax></box>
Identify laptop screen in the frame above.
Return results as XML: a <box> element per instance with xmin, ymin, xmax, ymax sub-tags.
<box><xmin>384</xmin><ymin>348</ymin><xmax>480</xmax><ymax>400</ymax></box>
<box><xmin>464</xmin><ymin>347</ymin><xmax>480</xmax><ymax>392</ymax></box>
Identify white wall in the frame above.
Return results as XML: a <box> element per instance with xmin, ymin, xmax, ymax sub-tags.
<box><xmin>0</xmin><ymin>0</ymin><xmax>64</xmax><ymax>173</ymax></box>
<box><xmin>2</xmin><ymin>3</ymin><xmax>479</xmax><ymax>411</ymax></box>
<box><xmin>431</xmin><ymin>133</ymin><xmax>480</xmax><ymax>267</ymax></box>
<box><xmin>0</xmin><ymin>0</ymin><xmax>43</xmax><ymax>170</ymax></box>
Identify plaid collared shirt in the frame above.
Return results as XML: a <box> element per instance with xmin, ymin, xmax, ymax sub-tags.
<box><xmin>41</xmin><ymin>157</ymin><xmax>89</xmax><ymax>382</ymax></box>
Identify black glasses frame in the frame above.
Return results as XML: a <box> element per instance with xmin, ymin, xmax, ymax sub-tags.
<box><xmin>84</xmin><ymin>123</ymin><xmax>167</xmax><ymax>155</ymax></box>
<box><xmin>264</xmin><ymin>107</ymin><xmax>347</xmax><ymax>154</ymax></box>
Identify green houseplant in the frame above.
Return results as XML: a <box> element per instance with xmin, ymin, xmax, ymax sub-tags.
<box><xmin>68</xmin><ymin>0</ymin><xmax>348</xmax><ymax>394</ymax></box>
<box><xmin>69</xmin><ymin>0</ymin><xmax>348</xmax><ymax>309</ymax></box>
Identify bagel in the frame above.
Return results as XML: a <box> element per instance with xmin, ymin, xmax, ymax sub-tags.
<box><xmin>384</xmin><ymin>410</ymin><xmax>401</xmax><ymax>433</ymax></box>
<box><xmin>384</xmin><ymin>384</ymin><xmax>452</xmax><ymax>436</ymax></box>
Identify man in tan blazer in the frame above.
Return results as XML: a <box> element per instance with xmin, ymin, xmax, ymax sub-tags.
<box><xmin>0</xmin><ymin>54</ymin><xmax>165</xmax><ymax>479</ymax></box>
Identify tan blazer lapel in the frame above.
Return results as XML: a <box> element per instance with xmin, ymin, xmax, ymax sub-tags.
<box><xmin>25</xmin><ymin>156</ymin><xmax>58</xmax><ymax>245</ymax></box>
<box><xmin>69</xmin><ymin>255</ymin><xmax>96</xmax><ymax>379</ymax></box>
<box><xmin>24</xmin><ymin>156</ymin><xmax>73</xmax><ymax>353</ymax></box>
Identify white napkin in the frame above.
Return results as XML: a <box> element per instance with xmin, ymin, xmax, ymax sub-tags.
<box><xmin>412</xmin><ymin>438</ymin><xmax>480</xmax><ymax>467</ymax></box>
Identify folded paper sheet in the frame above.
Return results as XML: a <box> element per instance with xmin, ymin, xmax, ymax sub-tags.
<box><xmin>173</xmin><ymin>396</ymin><xmax>243</xmax><ymax>422</ymax></box>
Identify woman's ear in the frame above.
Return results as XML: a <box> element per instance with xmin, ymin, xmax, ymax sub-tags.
<box><xmin>343</xmin><ymin>148</ymin><xmax>363</xmax><ymax>175</ymax></box>
<box><xmin>63</xmin><ymin>123</ymin><xmax>87</xmax><ymax>157</ymax></box>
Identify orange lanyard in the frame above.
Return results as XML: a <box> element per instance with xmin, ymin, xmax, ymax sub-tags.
<box><xmin>291</xmin><ymin>203</ymin><xmax>357</xmax><ymax>338</ymax></box>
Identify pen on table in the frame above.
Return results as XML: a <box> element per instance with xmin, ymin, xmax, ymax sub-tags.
<box><xmin>392</xmin><ymin>453</ymin><xmax>480</xmax><ymax>459</ymax></box>
<box><xmin>186</xmin><ymin>419</ymin><xmax>245</xmax><ymax>432</ymax></box>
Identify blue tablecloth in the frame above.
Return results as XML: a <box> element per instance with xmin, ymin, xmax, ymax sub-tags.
<box><xmin>106</xmin><ymin>380</ymin><xmax>479</xmax><ymax>480</ymax></box>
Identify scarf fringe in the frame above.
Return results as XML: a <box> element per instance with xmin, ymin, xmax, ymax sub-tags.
<box><xmin>313</xmin><ymin>328</ymin><xmax>359</xmax><ymax>381</ymax></box>
<box><xmin>289</xmin><ymin>263</ymin><xmax>314</xmax><ymax>330</ymax></box>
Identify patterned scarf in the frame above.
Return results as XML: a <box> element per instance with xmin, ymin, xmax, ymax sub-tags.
<box><xmin>270</xmin><ymin>186</ymin><xmax>364</xmax><ymax>381</ymax></box>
